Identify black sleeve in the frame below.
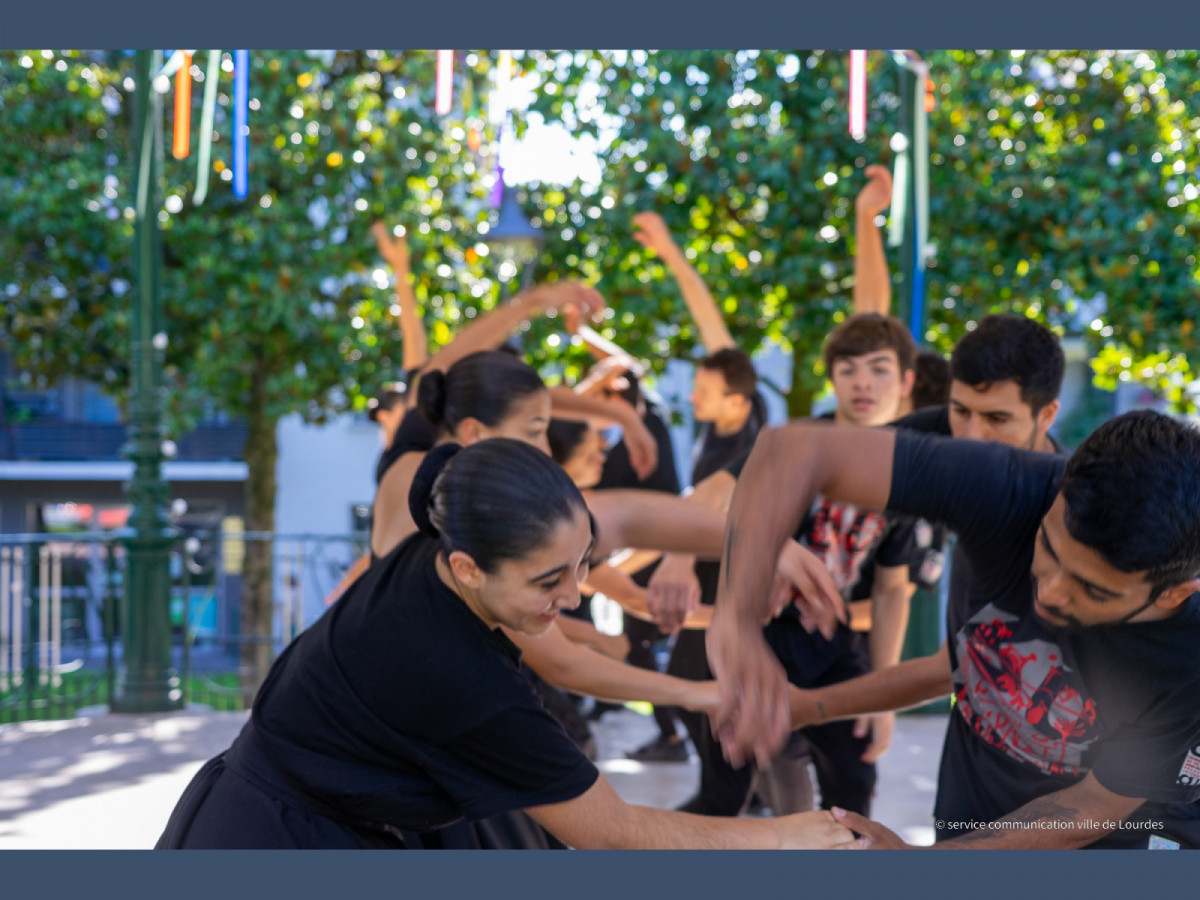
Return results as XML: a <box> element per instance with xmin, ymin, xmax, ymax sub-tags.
<box><xmin>426</xmin><ymin>703</ymin><xmax>600</xmax><ymax>822</ymax></box>
<box><xmin>887</xmin><ymin>429</ymin><xmax>1064</xmax><ymax>563</ymax></box>
<box><xmin>1089</xmin><ymin>712</ymin><xmax>1200</xmax><ymax>806</ymax></box>
<box><xmin>890</xmin><ymin>404</ymin><xmax>952</xmax><ymax>436</ymax></box>
<box><xmin>872</xmin><ymin>515</ymin><xmax>919</xmax><ymax>571</ymax></box>
<box><xmin>721</xmin><ymin>447</ymin><xmax>753</xmax><ymax>480</ymax></box>
<box><xmin>642</xmin><ymin>410</ymin><xmax>682</xmax><ymax>494</ymax></box>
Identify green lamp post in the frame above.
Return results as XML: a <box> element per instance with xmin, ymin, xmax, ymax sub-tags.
<box><xmin>112</xmin><ymin>49</ymin><xmax>182</xmax><ymax>713</ymax></box>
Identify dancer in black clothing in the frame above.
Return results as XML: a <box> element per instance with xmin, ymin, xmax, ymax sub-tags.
<box><xmin>158</xmin><ymin>441</ymin><xmax>861</xmax><ymax>850</ymax></box>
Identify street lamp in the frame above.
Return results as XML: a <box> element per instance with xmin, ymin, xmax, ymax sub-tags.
<box><xmin>112</xmin><ymin>49</ymin><xmax>182</xmax><ymax>713</ymax></box>
<box><xmin>484</xmin><ymin>178</ymin><xmax>544</xmax><ymax>294</ymax></box>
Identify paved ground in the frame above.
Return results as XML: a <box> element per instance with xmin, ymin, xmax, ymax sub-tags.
<box><xmin>0</xmin><ymin>705</ymin><xmax>946</xmax><ymax>849</ymax></box>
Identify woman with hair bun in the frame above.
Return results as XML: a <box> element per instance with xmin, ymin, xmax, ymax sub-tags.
<box><xmin>158</xmin><ymin>440</ymin><xmax>861</xmax><ymax>850</ymax></box>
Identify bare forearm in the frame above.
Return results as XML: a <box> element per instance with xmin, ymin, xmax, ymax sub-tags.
<box><xmin>792</xmin><ymin>645</ymin><xmax>951</xmax><ymax>727</ymax></box>
<box><xmin>853</xmin><ymin>205</ymin><xmax>891</xmax><ymax>315</ymax></box>
<box><xmin>657</xmin><ymin>245</ymin><xmax>734</xmax><ymax>352</ymax></box>
<box><xmin>718</xmin><ymin>423</ymin><xmax>895</xmax><ymax>626</ymax></box>
<box><xmin>867</xmin><ymin>582</ymin><xmax>913</xmax><ymax>671</ymax></box>
<box><xmin>587</xmin><ymin>491</ymin><xmax>725</xmax><ymax>559</ymax></box>
<box><xmin>517</xmin><ymin>627</ymin><xmax>700</xmax><ymax>707</ymax></box>
<box><xmin>935</xmin><ymin>785</ymin><xmax>1134</xmax><ymax>850</ymax></box>
<box><xmin>396</xmin><ymin>282</ymin><xmax>428</xmax><ymax>371</ymax></box>
<box><xmin>421</xmin><ymin>294</ymin><xmax>534</xmax><ymax>375</ymax></box>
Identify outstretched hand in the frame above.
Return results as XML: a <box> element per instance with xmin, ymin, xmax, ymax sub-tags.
<box><xmin>371</xmin><ymin>222</ymin><xmax>411</xmax><ymax>272</ymax></box>
<box><xmin>831</xmin><ymin>808</ymin><xmax>913</xmax><ymax>849</ymax></box>
<box><xmin>646</xmin><ymin>553</ymin><xmax>701</xmax><ymax>634</ymax></box>
<box><xmin>772</xmin><ymin>540</ymin><xmax>846</xmax><ymax>640</ymax></box>
<box><xmin>632</xmin><ymin>211</ymin><xmax>679</xmax><ymax>258</ymax></box>
<box><xmin>525</xmin><ymin>281</ymin><xmax>607</xmax><ymax>325</ymax></box>
<box><xmin>855</xmin><ymin>164</ymin><xmax>894</xmax><ymax>218</ymax></box>
<box><xmin>706</xmin><ymin>609</ymin><xmax>792</xmax><ymax>768</ymax></box>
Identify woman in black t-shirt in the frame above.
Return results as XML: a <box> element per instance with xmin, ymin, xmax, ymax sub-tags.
<box><xmin>158</xmin><ymin>441</ymin><xmax>860</xmax><ymax>850</ymax></box>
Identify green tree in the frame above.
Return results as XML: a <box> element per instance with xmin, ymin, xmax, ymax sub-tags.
<box><xmin>514</xmin><ymin>49</ymin><xmax>1198</xmax><ymax>413</ymax></box>
<box><xmin>0</xmin><ymin>49</ymin><xmax>509</xmax><ymax>699</ymax></box>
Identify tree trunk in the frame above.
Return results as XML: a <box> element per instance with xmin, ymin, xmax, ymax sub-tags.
<box><xmin>239</xmin><ymin>381</ymin><xmax>277</xmax><ymax>707</ymax></box>
<box><xmin>787</xmin><ymin>351</ymin><xmax>817</xmax><ymax>419</ymax></box>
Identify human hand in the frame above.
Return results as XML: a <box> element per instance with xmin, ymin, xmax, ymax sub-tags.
<box><xmin>706</xmin><ymin>608</ymin><xmax>791</xmax><ymax>768</ymax></box>
<box><xmin>831</xmin><ymin>808</ymin><xmax>914</xmax><ymax>849</ymax></box>
<box><xmin>855</xmin><ymin>711</ymin><xmax>895</xmax><ymax>764</ymax></box>
<box><xmin>855</xmin><ymin>164</ymin><xmax>894</xmax><ymax>218</ymax></box>
<box><xmin>774</xmin><ymin>810</ymin><xmax>863</xmax><ymax>849</ymax></box>
<box><xmin>370</xmin><ymin>222</ymin><xmax>411</xmax><ymax>272</ymax></box>
<box><xmin>774</xmin><ymin>540</ymin><xmax>846</xmax><ymax>640</ymax></box>
<box><xmin>523</xmin><ymin>281</ymin><xmax>607</xmax><ymax>325</ymax></box>
<box><xmin>632</xmin><ymin>211</ymin><xmax>680</xmax><ymax>260</ymax></box>
<box><xmin>646</xmin><ymin>553</ymin><xmax>700</xmax><ymax>634</ymax></box>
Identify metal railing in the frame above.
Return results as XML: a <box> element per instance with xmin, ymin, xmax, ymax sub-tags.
<box><xmin>0</xmin><ymin>529</ymin><xmax>367</xmax><ymax>724</ymax></box>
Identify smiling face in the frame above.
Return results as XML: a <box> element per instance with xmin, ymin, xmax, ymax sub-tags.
<box><xmin>949</xmin><ymin>379</ymin><xmax>1059</xmax><ymax>451</ymax></box>
<box><xmin>830</xmin><ymin>348</ymin><xmax>913</xmax><ymax>427</ymax></box>
<box><xmin>447</xmin><ymin>506</ymin><xmax>594</xmax><ymax>637</ymax></box>
<box><xmin>1030</xmin><ymin>494</ymin><xmax>1170</xmax><ymax>630</ymax></box>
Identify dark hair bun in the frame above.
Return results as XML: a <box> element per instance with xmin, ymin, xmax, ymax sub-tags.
<box><xmin>415</xmin><ymin>369</ymin><xmax>448</xmax><ymax>425</ymax></box>
<box><xmin>408</xmin><ymin>443</ymin><xmax>463</xmax><ymax>537</ymax></box>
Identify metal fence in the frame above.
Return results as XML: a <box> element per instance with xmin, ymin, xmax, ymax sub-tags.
<box><xmin>0</xmin><ymin>529</ymin><xmax>367</xmax><ymax>724</ymax></box>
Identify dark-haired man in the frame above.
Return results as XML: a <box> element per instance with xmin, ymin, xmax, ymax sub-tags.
<box><xmin>631</xmin><ymin>212</ymin><xmax>769</xmax><ymax>809</ymax></box>
<box><xmin>709</xmin><ymin>410</ymin><xmax>1200</xmax><ymax>848</ymax></box>
<box><xmin>904</xmin><ymin>314</ymin><xmax>1065</xmax><ymax>452</ymax></box>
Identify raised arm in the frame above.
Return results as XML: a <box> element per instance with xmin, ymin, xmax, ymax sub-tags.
<box><xmin>420</xmin><ymin>281</ymin><xmax>605</xmax><ymax>377</ymax></box>
<box><xmin>370</xmin><ymin>222</ymin><xmax>428</xmax><ymax>372</ymax></box>
<box><xmin>549</xmin><ymin>388</ymin><xmax>658</xmax><ymax>480</ymax></box>
<box><xmin>707</xmin><ymin>421</ymin><xmax>896</xmax><ymax>766</ymax></box>
<box><xmin>852</xmin><ymin>164</ymin><xmax>894</xmax><ymax>316</ymax></box>
<box><xmin>633</xmin><ymin>211</ymin><xmax>735</xmax><ymax>353</ymax></box>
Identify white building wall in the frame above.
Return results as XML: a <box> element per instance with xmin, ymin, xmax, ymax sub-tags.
<box><xmin>274</xmin><ymin>411</ymin><xmax>381</xmax><ymax>625</ymax></box>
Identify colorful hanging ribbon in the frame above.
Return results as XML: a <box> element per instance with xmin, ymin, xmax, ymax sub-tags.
<box><xmin>848</xmin><ymin>49</ymin><xmax>866</xmax><ymax>141</ymax></box>
<box><xmin>233</xmin><ymin>50</ymin><xmax>249</xmax><ymax>199</ymax></box>
<box><xmin>436</xmin><ymin>50</ymin><xmax>454</xmax><ymax>115</ymax></box>
<box><xmin>192</xmin><ymin>50</ymin><xmax>221</xmax><ymax>205</ymax></box>
<box><xmin>173</xmin><ymin>52</ymin><xmax>193</xmax><ymax>159</ymax></box>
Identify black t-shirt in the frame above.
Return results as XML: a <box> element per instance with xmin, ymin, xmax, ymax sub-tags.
<box><xmin>246</xmin><ymin>533</ymin><xmax>599</xmax><ymax>833</ymax></box>
<box><xmin>690</xmin><ymin>392</ymin><xmax>767</xmax><ymax>607</ymax></box>
<box><xmin>596</xmin><ymin>404</ymin><xmax>681</xmax><ymax>495</ymax></box>
<box><xmin>375</xmin><ymin>408</ymin><xmax>440</xmax><ymax>485</ymax></box>
<box><xmin>722</xmin><ymin>417</ymin><xmax>919</xmax><ymax>603</ymax></box>
<box><xmin>690</xmin><ymin>391</ymin><xmax>768</xmax><ymax>486</ymax></box>
<box><xmin>888</xmin><ymin>429</ymin><xmax>1200</xmax><ymax>848</ymax></box>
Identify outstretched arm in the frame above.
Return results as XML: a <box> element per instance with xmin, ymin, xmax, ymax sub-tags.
<box><xmin>852</xmin><ymin>164</ymin><xmax>894</xmax><ymax>316</ymax></box>
<box><xmin>371</xmin><ymin>222</ymin><xmax>428</xmax><ymax>372</ymax></box>
<box><xmin>419</xmin><ymin>281</ymin><xmax>605</xmax><ymax>377</ymax></box>
<box><xmin>707</xmin><ymin>421</ymin><xmax>896</xmax><ymax>766</ymax></box>
<box><xmin>510</xmin><ymin>620</ymin><xmax>715</xmax><ymax>712</ymax></box>
<box><xmin>789</xmin><ymin>642</ymin><xmax>952</xmax><ymax>730</ymax></box>
<box><xmin>633</xmin><ymin>211</ymin><xmax>735</xmax><ymax>353</ymax></box>
<box><xmin>839</xmin><ymin>772</ymin><xmax>1146</xmax><ymax>850</ymax></box>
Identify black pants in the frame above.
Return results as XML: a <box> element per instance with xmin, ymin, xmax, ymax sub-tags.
<box><xmin>625</xmin><ymin>615</ymin><xmax>680</xmax><ymax>739</ymax></box>
<box><xmin>667</xmin><ymin>617</ymin><xmax>877</xmax><ymax>817</ymax></box>
<box><xmin>667</xmin><ymin>628</ymin><xmax>753</xmax><ymax>816</ymax></box>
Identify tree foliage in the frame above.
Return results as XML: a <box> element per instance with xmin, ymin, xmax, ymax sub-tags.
<box><xmin>515</xmin><ymin>49</ymin><xmax>1199</xmax><ymax>412</ymax></box>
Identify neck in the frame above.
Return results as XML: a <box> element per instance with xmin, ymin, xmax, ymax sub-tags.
<box><xmin>434</xmin><ymin>552</ymin><xmax>496</xmax><ymax>630</ymax></box>
<box><xmin>713</xmin><ymin>406</ymin><xmax>750</xmax><ymax>436</ymax></box>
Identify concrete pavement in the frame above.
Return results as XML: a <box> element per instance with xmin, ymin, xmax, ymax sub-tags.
<box><xmin>0</xmin><ymin>705</ymin><xmax>946</xmax><ymax>848</ymax></box>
